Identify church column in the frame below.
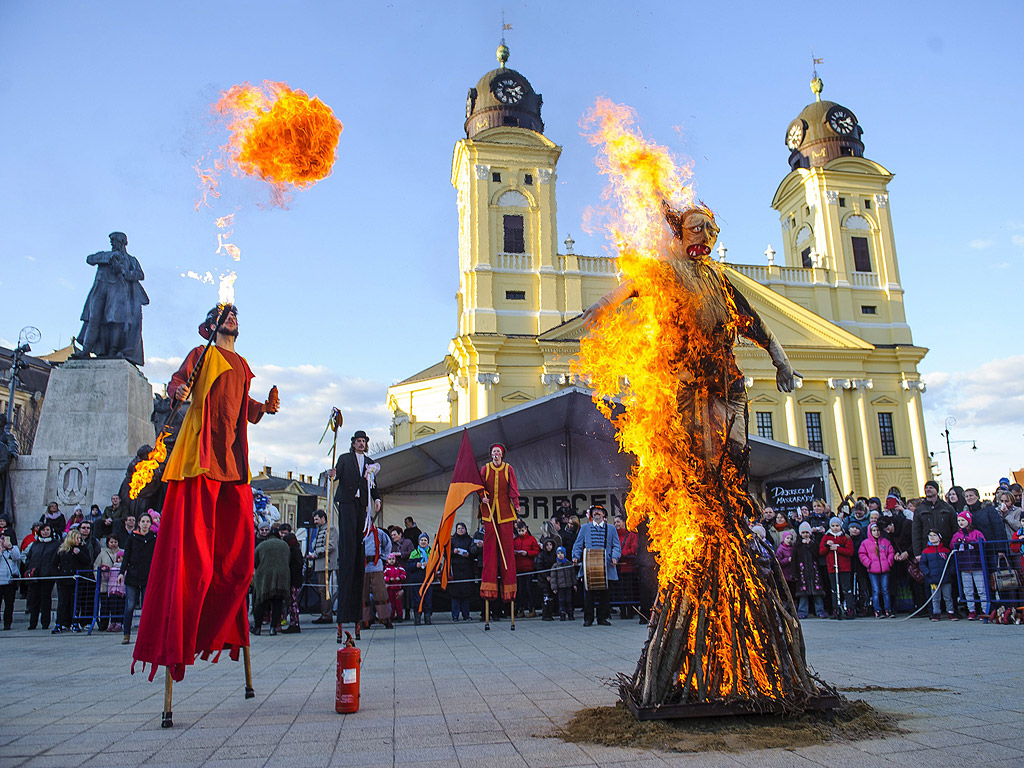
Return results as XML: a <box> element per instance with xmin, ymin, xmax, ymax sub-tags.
<box><xmin>852</xmin><ymin>379</ymin><xmax>877</xmax><ymax>498</ymax></box>
<box><xmin>902</xmin><ymin>379</ymin><xmax>929</xmax><ymax>494</ymax></box>
<box><xmin>784</xmin><ymin>393</ymin><xmax>798</xmax><ymax>446</ymax></box>
<box><xmin>826</xmin><ymin>379</ymin><xmax>854</xmax><ymax>497</ymax></box>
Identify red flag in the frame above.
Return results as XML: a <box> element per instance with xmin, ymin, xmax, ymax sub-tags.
<box><xmin>419</xmin><ymin>430</ymin><xmax>483</xmax><ymax>606</ymax></box>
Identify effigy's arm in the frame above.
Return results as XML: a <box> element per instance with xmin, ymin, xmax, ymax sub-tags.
<box><xmin>724</xmin><ymin>277</ymin><xmax>802</xmax><ymax>393</ymax></box>
<box><xmin>580</xmin><ymin>280</ymin><xmax>636</xmax><ymax>329</ymax></box>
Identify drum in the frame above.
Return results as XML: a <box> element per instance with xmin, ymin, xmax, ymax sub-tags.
<box><xmin>583</xmin><ymin>548</ymin><xmax>608</xmax><ymax>592</ymax></box>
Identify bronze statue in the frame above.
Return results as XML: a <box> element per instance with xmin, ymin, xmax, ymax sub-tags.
<box><xmin>75</xmin><ymin>232</ymin><xmax>148</xmax><ymax>366</ymax></box>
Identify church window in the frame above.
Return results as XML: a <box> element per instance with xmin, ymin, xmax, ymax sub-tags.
<box><xmin>844</xmin><ymin>215</ymin><xmax>871</xmax><ymax>230</ymax></box>
<box><xmin>878</xmin><ymin>413</ymin><xmax>897</xmax><ymax>456</ymax></box>
<box><xmin>796</xmin><ymin>225</ymin><xmax>812</xmax><ymax>245</ymax></box>
<box><xmin>755</xmin><ymin>412</ymin><xmax>774</xmax><ymax>440</ymax></box>
<box><xmin>503</xmin><ymin>215</ymin><xmax>525</xmax><ymax>253</ymax></box>
<box><xmin>838</xmin><ymin>197</ymin><xmax>846</xmax><ymax>207</ymax></box>
<box><xmin>801</xmin><ymin>247</ymin><xmax>812</xmax><ymax>269</ymax></box>
<box><xmin>492</xmin><ymin>172</ymin><xmax>502</xmax><ymax>182</ymax></box>
<box><xmin>861</xmin><ymin>305</ymin><xmax>877</xmax><ymax>315</ymax></box>
<box><xmin>498</xmin><ymin>190</ymin><xmax>529</xmax><ymax>207</ymax></box>
<box><xmin>840</xmin><ymin>147</ymin><xmax>853</xmax><ymax>156</ymax></box>
<box><xmin>505</xmin><ymin>290</ymin><xmax>526</xmax><ymax>301</ymax></box>
<box><xmin>524</xmin><ymin>173</ymin><xmax>533</xmax><ymax>185</ymax></box>
<box><xmin>851</xmin><ymin>237</ymin><xmax>872</xmax><ymax>272</ymax></box>
<box><xmin>864</xmin><ymin>199</ymin><xmax>872</xmax><ymax>209</ymax></box>
<box><xmin>805</xmin><ymin>412</ymin><xmax>824</xmax><ymax>453</ymax></box>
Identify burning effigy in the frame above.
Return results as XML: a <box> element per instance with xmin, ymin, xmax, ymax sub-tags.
<box><xmin>575</xmin><ymin>99</ymin><xmax>838</xmax><ymax>718</ymax></box>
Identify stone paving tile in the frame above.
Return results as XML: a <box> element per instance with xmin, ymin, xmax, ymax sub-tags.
<box><xmin>2</xmin><ymin>607</ymin><xmax>1023</xmax><ymax>767</ymax></box>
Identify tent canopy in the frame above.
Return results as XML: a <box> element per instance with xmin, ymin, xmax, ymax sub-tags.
<box><xmin>375</xmin><ymin>387</ymin><xmax>828</xmax><ymax>497</ymax></box>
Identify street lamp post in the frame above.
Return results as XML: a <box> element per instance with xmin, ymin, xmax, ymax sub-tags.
<box><xmin>3</xmin><ymin>326</ymin><xmax>41</xmax><ymax>452</ymax></box>
<box><xmin>939</xmin><ymin>416</ymin><xmax>978</xmax><ymax>490</ymax></box>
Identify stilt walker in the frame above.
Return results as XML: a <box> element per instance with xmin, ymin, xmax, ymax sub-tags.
<box><xmin>479</xmin><ymin>443</ymin><xmax>519</xmax><ymax>631</ymax></box>
<box><xmin>129</xmin><ymin>303</ymin><xmax>279</xmax><ymax>727</ymax></box>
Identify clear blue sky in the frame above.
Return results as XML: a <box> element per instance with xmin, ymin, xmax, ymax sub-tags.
<box><xmin>2</xmin><ymin>1</ymin><xmax>1021</xmax><ymax>490</ymax></box>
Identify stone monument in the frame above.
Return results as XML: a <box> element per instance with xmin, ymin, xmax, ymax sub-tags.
<box><xmin>9</xmin><ymin>231</ymin><xmax>155</xmax><ymax>536</ymax></box>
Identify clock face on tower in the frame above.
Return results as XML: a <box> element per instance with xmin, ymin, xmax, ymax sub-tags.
<box><xmin>491</xmin><ymin>75</ymin><xmax>524</xmax><ymax>105</ymax></box>
<box><xmin>786</xmin><ymin>119</ymin><xmax>806</xmax><ymax>150</ymax></box>
<box><xmin>827</xmin><ymin>106</ymin><xmax>857</xmax><ymax>136</ymax></box>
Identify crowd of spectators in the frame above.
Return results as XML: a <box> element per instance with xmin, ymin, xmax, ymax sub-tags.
<box><xmin>3</xmin><ymin>477</ymin><xmax>1023</xmax><ymax>638</ymax></box>
<box><xmin>754</xmin><ymin>478</ymin><xmax>1024</xmax><ymax>624</ymax></box>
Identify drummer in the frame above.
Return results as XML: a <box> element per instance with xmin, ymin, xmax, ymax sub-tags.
<box><xmin>571</xmin><ymin>505</ymin><xmax>621</xmax><ymax>627</ymax></box>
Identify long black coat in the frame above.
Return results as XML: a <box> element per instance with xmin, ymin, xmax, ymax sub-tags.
<box><xmin>447</xmin><ymin>533</ymin><xmax>477</xmax><ymax>600</ymax></box>
<box><xmin>912</xmin><ymin>500</ymin><xmax>956</xmax><ymax>556</ymax></box>
<box><xmin>333</xmin><ymin>450</ymin><xmax>380</xmax><ymax>624</ymax></box>
<box><xmin>121</xmin><ymin>530</ymin><xmax>157</xmax><ymax>588</ymax></box>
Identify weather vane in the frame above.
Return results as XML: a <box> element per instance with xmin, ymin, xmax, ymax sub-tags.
<box><xmin>501</xmin><ymin>10</ymin><xmax>512</xmax><ymax>44</ymax></box>
<box><xmin>811</xmin><ymin>49</ymin><xmax>824</xmax><ymax>79</ymax></box>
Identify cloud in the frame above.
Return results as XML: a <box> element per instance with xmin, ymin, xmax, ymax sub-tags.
<box><xmin>923</xmin><ymin>355</ymin><xmax>1024</xmax><ymax>428</ymax></box>
<box><xmin>142</xmin><ymin>357</ymin><xmax>391</xmax><ymax>478</ymax></box>
<box><xmin>1013</xmin><ymin>235</ymin><xmax>1024</xmax><ymax>247</ymax></box>
<box><xmin>968</xmin><ymin>238</ymin><xmax>995</xmax><ymax>249</ymax></box>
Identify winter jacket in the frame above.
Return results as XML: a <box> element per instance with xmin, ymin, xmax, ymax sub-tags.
<box><xmin>1001</xmin><ymin>505</ymin><xmax>1023</xmax><ymax>539</ymax></box>
<box><xmin>919</xmin><ymin>543</ymin><xmax>952</xmax><ymax>586</ymax></box>
<box><xmin>25</xmin><ymin>535</ymin><xmax>60</xmax><ymax>578</ymax></box>
<box><xmin>775</xmin><ymin>540</ymin><xmax>795</xmax><ymax>582</ymax></box>
<box><xmin>513</xmin><ymin>532</ymin><xmax>540</xmax><ymax>575</ymax></box>
<box><xmin>858</xmin><ymin>535</ymin><xmax>895</xmax><ymax>574</ymax></box>
<box><xmin>55</xmin><ymin>545</ymin><xmax>92</xmax><ymax>577</ymax></box>
<box><xmin>549</xmin><ymin>558</ymin><xmax>575</xmax><ymax>591</ymax></box>
<box><xmin>93</xmin><ymin>547</ymin><xmax>123</xmax><ymax>594</ymax></box>
<box><xmin>0</xmin><ymin>544</ymin><xmax>22</xmax><ymax>585</ymax></box>
<box><xmin>792</xmin><ymin>539</ymin><xmax>825</xmax><ymax>597</ymax></box>
<box><xmin>121</xmin><ymin>530</ymin><xmax>157</xmax><ymax>588</ymax></box>
<box><xmin>1012</xmin><ymin>528</ymin><xmax>1024</xmax><ymax>569</ymax></box>
<box><xmin>950</xmin><ymin>528</ymin><xmax>986</xmax><ymax>572</ymax></box>
<box><xmin>819</xmin><ymin>533</ymin><xmax>854</xmax><ymax>573</ymax></box>
<box><xmin>769</xmin><ymin>524</ymin><xmax>796</xmax><ymax>551</ymax></box>
<box><xmin>912</xmin><ymin>499</ymin><xmax>956</xmax><ymax>556</ymax></box>
<box><xmin>252</xmin><ymin>537</ymin><xmax>291</xmax><ymax>604</ymax></box>
<box><xmin>968</xmin><ymin>502</ymin><xmax>1006</xmax><ymax>544</ymax></box>
<box><xmin>617</xmin><ymin>528</ymin><xmax>638</xmax><ymax>574</ymax></box>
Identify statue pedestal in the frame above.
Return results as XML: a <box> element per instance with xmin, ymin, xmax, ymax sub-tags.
<box><xmin>10</xmin><ymin>359</ymin><xmax>155</xmax><ymax>534</ymax></box>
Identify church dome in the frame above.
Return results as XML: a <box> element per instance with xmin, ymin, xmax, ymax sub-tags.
<box><xmin>784</xmin><ymin>77</ymin><xmax>864</xmax><ymax>170</ymax></box>
<box><xmin>464</xmin><ymin>44</ymin><xmax>543</xmax><ymax>138</ymax></box>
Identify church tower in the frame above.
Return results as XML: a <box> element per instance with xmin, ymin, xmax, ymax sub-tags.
<box><xmin>770</xmin><ymin>76</ymin><xmax>911</xmax><ymax>348</ymax></box>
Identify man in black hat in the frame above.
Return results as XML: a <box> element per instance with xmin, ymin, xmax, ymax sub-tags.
<box><xmin>326</xmin><ymin>430</ymin><xmax>381</xmax><ymax>640</ymax></box>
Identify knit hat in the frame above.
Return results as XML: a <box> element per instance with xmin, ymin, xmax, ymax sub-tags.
<box><xmin>847</xmin><ymin>520</ymin><xmax>863</xmax><ymax>531</ymax></box>
<box><xmin>556</xmin><ymin>546</ymin><xmax>566</xmax><ymax>556</ymax></box>
<box><xmin>829</xmin><ymin>516</ymin><xmax>842</xmax><ymax>528</ymax></box>
<box><xmin>957</xmin><ymin>510</ymin><xmax>972</xmax><ymax>525</ymax></box>
<box><xmin>798</xmin><ymin>522</ymin><xmax>812</xmax><ymax>536</ymax></box>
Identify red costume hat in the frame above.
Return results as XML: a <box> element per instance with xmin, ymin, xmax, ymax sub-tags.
<box><xmin>489</xmin><ymin>443</ymin><xmax>506</xmax><ymax>457</ymax></box>
<box><xmin>198</xmin><ymin>304</ymin><xmax>237</xmax><ymax>340</ymax></box>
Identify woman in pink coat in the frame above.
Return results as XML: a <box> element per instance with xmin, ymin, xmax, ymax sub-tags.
<box><xmin>858</xmin><ymin>522</ymin><xmax>896</xmax><ymax>617</ymax></box>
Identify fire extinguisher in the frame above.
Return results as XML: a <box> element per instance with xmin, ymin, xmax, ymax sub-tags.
<box><xmin>336</xmin><ymin>631</ymin><xmax>360</xmax><ymax>714</ymax></box>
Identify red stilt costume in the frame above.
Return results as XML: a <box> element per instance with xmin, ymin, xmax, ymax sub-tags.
<box><xmin>479</xmin><ymin>445</ymin><xmax>519</xmax><ymax>602</ymax></box>
<box><xmin>133</xmin><ymin>317</ymin><xmax>269</xmax><ymax>682</ymax></box>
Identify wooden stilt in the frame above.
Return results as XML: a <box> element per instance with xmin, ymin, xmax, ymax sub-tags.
<box><xmin>510</xmin><ymin>598</ymin><xmax>516</xmax><ymax>631</ymax></box>
<box><xmin>161</xmin><ymin>668</ymin><xmax>174</xmax><ymax>728</ymax></box>
<box><xmin>243</xmin><ymin>646</ymin><xmax>255</xmax><ymax>699</ymax></box>
<box><xmin>484</xmin><ymin>599</ymin><xmax>490</xmax><ymax>631</ymax></box>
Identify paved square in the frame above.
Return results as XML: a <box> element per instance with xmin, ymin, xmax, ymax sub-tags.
<box><xmin>1</xmin><ymin>612</ymin><xmax>1021</xmax><ymax>767</ymax></box>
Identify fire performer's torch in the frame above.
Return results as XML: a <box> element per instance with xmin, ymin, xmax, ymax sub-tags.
<box><xmin>128</xmin><ymin>303</ymin><xmax>235</xmax><ymax>500</ymax></box>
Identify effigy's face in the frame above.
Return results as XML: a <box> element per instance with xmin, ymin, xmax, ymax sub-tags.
<box><xmin>680</xmin><ymin>211</ymin><xmax>719</xmax><ymax>259</ymax></box>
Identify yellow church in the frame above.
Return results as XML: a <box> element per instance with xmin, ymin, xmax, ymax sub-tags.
<box><xmin>386</xmin><ymin>47</ymin><xmax>931</xmax><ymax>501</ymax></box>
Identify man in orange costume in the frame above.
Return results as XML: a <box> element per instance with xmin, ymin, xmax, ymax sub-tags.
<box><xmin>479</xmin><ymin>443</ymin><xmax>519</xmax><ymax>603</ymax></box>
<box><xmin>133</xmin><ymin>305</ymin><xmax>278</xmax><ymax>681</ymax></box>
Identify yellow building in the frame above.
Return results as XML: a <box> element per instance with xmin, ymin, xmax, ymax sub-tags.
<box><xmin>387</xmin><ymin>51</ymin><xmax>931</xmax><ymax>500</ymax></box>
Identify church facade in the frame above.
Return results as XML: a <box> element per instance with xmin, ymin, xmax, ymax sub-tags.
<box><xmin>387</xmin><ymin>48</ymin><xmax>931</xmax><ymax>501</ymax></box>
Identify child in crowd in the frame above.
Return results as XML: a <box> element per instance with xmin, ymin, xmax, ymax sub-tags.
<box><xmin>383</xmin><ymin>553</ymin><xmax>406</xmax><ymax>622</ymax></box>
<box><xmin>820</xmin><ymin>517</ymin><xmax>854</xmax><ymax>619</ymax></box>
<box><xmin>950</xmin><ymin>511</ymin><xmax>989</xmax><ymax>620</ymax></box>
<box><xmin>549</xmin><ymin>546</ymin><xmax>575</xmax><ymax>621</ymax></box>
<box><xmin>858</xmin><ymin>521</ymin><xmax>895</xmax><ymax>617</ymax></box>
<box><xmin>792</xmin><ymin>523</ymin><xmax>827</xmax><ymax>618</ymax></box>
<box><xmin>775</xmin><ymin>531</ymin><xmax>796</xmax><ymax>598</ymax></box>
<box><xmin>919</xmin><ymin>529</ymin><xmax>955</xmax><ymax>620</ymax></box>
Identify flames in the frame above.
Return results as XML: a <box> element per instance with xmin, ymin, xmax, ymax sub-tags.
<box><xmin>574</xmin><ymin>99</ymin><xmax>780</xmax><ymax>700</ymax></box>
<box><xmin>206</xmin><ymin>80</ymin><xmax>343</xmax><ymax>208</ymax></box>
<box><xmin>128</xmin><ymin>432</ymin><xmax>169</xmax><ymax>501</ymax></box>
